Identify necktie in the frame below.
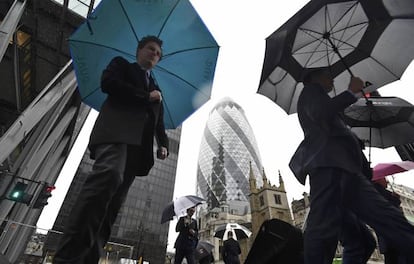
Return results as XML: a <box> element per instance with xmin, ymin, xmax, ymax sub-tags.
<box><xmin>145</xmin><ymin>71</ymin><xmax>150</xmax><ymax>87</ymax></box>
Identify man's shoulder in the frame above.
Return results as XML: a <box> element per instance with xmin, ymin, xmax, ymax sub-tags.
<box><xmin>225</xmin><ymin>238</ymin><xmax>237</xmax><ymax>244</ymax></box>
<box><xmin>109</xmin><ymin>56</ymin><xmax>135</xmax><ymax>68</ymax></box>
<box><xmin>302</xmin><ymin>83</ymin><xmax>324</xmax><ymax>94</ymax></box>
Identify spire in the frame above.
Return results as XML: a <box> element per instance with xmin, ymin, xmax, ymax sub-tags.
<box><xmin>262</xmin><ymin>168</ymin><xmax>269</xmax><ymax>188</ymax></box>
<box><xmin>248</xmin><ymin>161</ymin><xmax>257</xmax><ymax>191</ymax></box>
<box><xmin>278</xmin><ymin>170</ymin><xmax>285</xmax><ymax>191</ymax></box>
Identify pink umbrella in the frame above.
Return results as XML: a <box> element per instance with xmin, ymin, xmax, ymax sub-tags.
<box><xmin>372</xmin><ymin>161</ymin><xmax>414</xmax><ymax>181</ymax></box>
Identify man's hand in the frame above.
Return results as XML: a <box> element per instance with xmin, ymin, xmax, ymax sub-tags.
<box><xmin>149</xmin><ymin>90</ymin><xmax>162</xmax><ymax>102</ymax></box>
<box><xmin>157</xmin><ymin>146</ymin><xmax>168</xmax><ymax>160</ymax></box>
<box><xmin>348</xmin><ymin>76</ymin><xmax>364</xmax><ymax>94</ymax></box>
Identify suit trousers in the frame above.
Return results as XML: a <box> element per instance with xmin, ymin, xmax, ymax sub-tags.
<box><xmin>54</xmin><ymin>144</ymin><xmax>140</xmax><ymax>264</ymax></box>
<box><xmin>340</xmin><ymin>211</ymin><xmax>376</xmax><ymax>264</ymax></box>
<box><xmin>304</xmin><ymin>167</ymin><xmax>414</xmax><ymax>264</ymax></box>
<box><xmin>174</xmin><ymin>246</ymin><xmax>196</xmax><ymax>264</ymax></box>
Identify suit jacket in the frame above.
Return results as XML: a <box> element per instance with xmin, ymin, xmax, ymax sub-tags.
<box><xmin>174</xmin><ymin>216</ymin><xmax>199</xmax><ymax>250</ymax></box>
<box><xmin>222</xmin><ymin>238</ymin><xmax>241</xmax><ymax>264</ymax></box>
<box><xmin>289</xmin><ymin>83</ymin><xmax>366</xmax><ymax>185</ymax></box>
<box><xmin>89</xmin><ymin>56</ymin><xmax>169</xmax><ymax>173</ymax></box>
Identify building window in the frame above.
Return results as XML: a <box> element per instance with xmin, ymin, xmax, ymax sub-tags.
<box><xmin>259</xmin><ymin>195</ymin><xmax>264</xmax><ymax>206</ymax></box>
<box><xmin>274</xmin><ymin>194</ymin><xmax>282</xmax><ymax>205</ymax></box>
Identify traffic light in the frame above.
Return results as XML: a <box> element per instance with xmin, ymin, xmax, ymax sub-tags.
<box><xmin>7</xmin><ymin>182</ymin><xmax>33</xmax><ymax>205</ymax></box>
<box><xmin>33</xmin><ymin>184</ymin><xmax>55</xmax><ymax>209</ymax></box>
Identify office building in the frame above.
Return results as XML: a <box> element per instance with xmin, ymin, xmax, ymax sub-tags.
<box><xmin>196</xmin><ymin>97</ymin><xmax>264</xmax><ymax>210</ymax></box>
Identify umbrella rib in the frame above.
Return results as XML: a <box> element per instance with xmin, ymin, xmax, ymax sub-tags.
<box><xmin>295</xmin><ymin>28</ymin><xmax>335</xmax><ymax>67</ymax></box>
<box><xmin>330</xmin><ymin>23</ymin><xmax>368</xmax><ymax>51</ymax></box>
<box><xmin>118</xmin><ymin>0</ymin><xmax>140</xmax><ymax>43</ymax></box>
<box><xmin>296</xmin><ymin>2</ymin><xmax>364</xmax><ymax>66</ymax></box>
<box><xmin>157</xmin><ymin>0</ymin><xmax>181</xmax><ymax>37</ymax></box>
<box><xmin>296</xmin><ymin>22</ymin><xmax>366</xmax><ymax>56</ymax></box>
<box><xmin>324</xmin><ymin>4</ymin><xmax>330</xmax><ymax>37</ymax></box>
<box><xmin>162</xmin><ymin>46</ymin><xmax>219</xmax><ymax>59</ymax></box>
<box><xmin>326</xmin><ymin>1</ymin><xmax>359</xmax><ymax>48</ymax></box>
<box><xmin>329</xmin><ymin>33</ymin><xmax>400</xmax><ymax>79</ymax></box>
<box><xmin>335</xmin><ymin>3</ymin><xmax>360</xmax><ymax>49</ymax></box>
<box><xmin>294</xmin><ymin>28</ymin><xmax>332</xmax><ymax>67</ymax></box>
<box><xmin>68</xmin><ymin>39</ymin><xmax>134</xmax><ymax>58</ymax></box>
<box><xmin>155</xmin><ymin>65</ymin><xmax>210</xmax><ymax>96</ymax></box>
<box><xmin>294</xmin><ymin>28</ymin><xmax>323</xmax><ymax>53</ymax></box>
<box><xmin>299</xmin><ymin>27</ymin><xmax>400</xmax><ymax>80</ymax></box>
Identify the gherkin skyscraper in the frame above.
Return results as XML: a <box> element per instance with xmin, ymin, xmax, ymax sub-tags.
<box><xmin>197</xmin><ymin>97</ymin><xmax>263</xmax><ymax>209</ymax></box>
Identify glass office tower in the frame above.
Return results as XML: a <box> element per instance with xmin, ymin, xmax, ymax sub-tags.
<box><xmin>197</xmin><ymin>97</ymin><xmax>263</xmax><ymax>209</ymax></box>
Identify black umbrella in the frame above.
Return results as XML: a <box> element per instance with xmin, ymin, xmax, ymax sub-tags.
<box><xmin>258</xmin><ymin>0</ymin><xmax>414</xmax><ymax>114</ymax></box>
<box><xmin>195</xmin><ymin>241</ymin><xmax>214</xmax><ymax>260</ymax></box>
<box><xmin>213</xmin><ymin>223</ymin><xmax>252</xmax><ymax>240</ymax></box>
<box><xmin>343</xmin><ymin>96</ymin><xmax>414</xmax><ymax>151</ymax></box>
<box><xmin>160</xmin><ymin>195</ymin><xmax>205</xmax><ymax>224</ymax></box>
<box><xmin>245</xmin><ymin>219</ymin><xmax>303</xmax><ymax>264</ymax></box>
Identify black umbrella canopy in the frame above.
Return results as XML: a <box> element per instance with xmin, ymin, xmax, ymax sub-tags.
<box><xmin>214</xmin><ymin>223</ymin><xmax>252</xmax><ymax>240</ymax></box>
<box><xmin>343</xmin><ymin>96</ymin><xmax>414</xmax><ymax>128</ymax></box>
<box><xmin>343</xmin><ymin>96</ymin><xmax>414</xmax><ymax>148</ymax></box>
<box><xmin>195</xmin><ymin>241</ymin><xmax>214</xmax><ymax>260</ymax></box>
<box><xmin>258</xmin><ymin>0</ymin><xmax>414</xmax><ymax>114</ymax></box>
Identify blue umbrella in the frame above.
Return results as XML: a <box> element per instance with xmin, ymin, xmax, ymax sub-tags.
<box><xmin>69</xmin><ymin>0</ymin><xmax>219</xmax><ymax>128</ymax></box>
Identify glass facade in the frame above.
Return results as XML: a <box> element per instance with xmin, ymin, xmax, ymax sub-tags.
<box><xmin>197</xmin><ymin>97</ymin><xmax>263</xmax><ymax>209</ymax></box>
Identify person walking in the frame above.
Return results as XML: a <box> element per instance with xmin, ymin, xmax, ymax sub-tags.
<box><xmin>174</xmin><ymin>207</ymin><xmax>199</xmax><ymax>264</ymax></box>
<box><xmin>222</xmin><ymin>231</ymin><xmax>241</xmax><ymax>264</ymax></box>
<box><xmin>54</xmin><ymin>35</ymin><xmax>169</xmax><ymax>264</ymax></box>
<box><xmin>289</xmin><ymin>68</ymin><xmax>414</xmax><ymax>264</ymax></box>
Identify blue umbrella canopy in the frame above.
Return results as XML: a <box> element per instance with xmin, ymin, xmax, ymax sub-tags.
<box><xmin>69</xmin><ymin>0</ymin><xmax>219</xmax><ymax>128</ymax></box>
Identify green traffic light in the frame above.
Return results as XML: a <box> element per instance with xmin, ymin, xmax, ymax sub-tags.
<box><xmin>11</xmin><ymin>190</ymin><xmax>23</xmax><ymax>199</ymax></box>
<box><xmin>7</xmin><ymin>182</ymin><xmax>33</xmax><ymax>204</ymax></box>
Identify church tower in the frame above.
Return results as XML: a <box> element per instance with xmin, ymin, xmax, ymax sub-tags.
<box><xmin>248</xmin><ymin>167</ymin><xmax>293</xmax><ymax>239</ymax></box>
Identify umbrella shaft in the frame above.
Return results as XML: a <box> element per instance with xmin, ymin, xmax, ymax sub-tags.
<box><xmin>325</xmin><ymin>36</ymin><xmax>353</xmax><ymax>77</ymax></box>
<box><xmin>325</xmin><ymin>35</ymin><xmax>370</xmax><ymax>101</ymax></box>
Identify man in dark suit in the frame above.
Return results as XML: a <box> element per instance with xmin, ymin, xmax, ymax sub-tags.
<box><xmin>289</xmin><ymin>69</ymin><xmax>414</xmax><ymax>264</ymax></box>
<box><xmin>54</xmin><ymin>36</ymin><xmax>169</xmax><ymax>264</ymax></box>
<box><xmin>222</xmin><ymin>231</ymin><xmax>241</xmax><ymax>264</ymax></box>
<box><xmin>174</xmin><ymin>207</ymin><xmax>199</xmax><ymax>264</ymax></box>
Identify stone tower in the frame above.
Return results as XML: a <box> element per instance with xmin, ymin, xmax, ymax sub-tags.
<box><xmin>248</xmin><ymin>164</ymin><xmax>293</xmax><ymax>239</ymax></box>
